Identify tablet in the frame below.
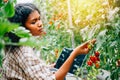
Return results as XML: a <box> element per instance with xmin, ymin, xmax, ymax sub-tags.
<box><xmin>54</xmin><ymin>48</ymin><xmax>86</xmax><ymax>74</ymax></box>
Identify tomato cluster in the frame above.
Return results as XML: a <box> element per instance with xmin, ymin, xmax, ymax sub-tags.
<box><xmin>87</xmin><ymin>51</ymin><xmax>100</xmax><ymax>68</ymax></box>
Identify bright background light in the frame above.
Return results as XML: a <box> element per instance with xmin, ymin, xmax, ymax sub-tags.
<box><xmin>17</xmin><ymin>0</ymin><xmax>34</xmax><ymax>3</ymax></box>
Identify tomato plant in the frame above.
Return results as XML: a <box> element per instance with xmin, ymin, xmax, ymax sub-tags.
<box><xmin>80</xmin><ymin>8</ymin><xmax>120</xmax><ymax>80</ymax></box>
<box><xmin>34</xmin><ymin>0</ymin><xmax>120</xmax><ymax>79</ymax></box>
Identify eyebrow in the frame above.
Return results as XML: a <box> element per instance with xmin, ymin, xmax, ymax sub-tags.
<box><xmin>31</xmin><ymin>16</ymin><xmax>40</xmax><ymax>21</ymax></box>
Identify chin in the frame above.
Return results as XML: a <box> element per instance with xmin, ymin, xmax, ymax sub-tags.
<box><xmin>32</xmin><ymin>33</ymin><xmax>40</xmax><ymax>36</ymax></box>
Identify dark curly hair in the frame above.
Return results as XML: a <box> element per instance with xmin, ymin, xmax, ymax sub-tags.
<box><xmin>5</xmin><ymin>3</ymin><xmax>40</xmax><ymax>49</ymax></box>
<box><xmin>7</xmin><ymin>3</ymin><xmax>40</xmax><ymax>43</ymax></box>
<box><xmin>8</xmin><ymin>3</ymin><xmax>40</xmax><ymax>27</ymax></box>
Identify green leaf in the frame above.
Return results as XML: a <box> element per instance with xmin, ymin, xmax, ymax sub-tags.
<box><xmin>0</xmin><ymin>21</ymin><xmax>18</xmax><ymax>36</ymax></box>
<box><xmin>13</xmin><ymin>27</ymin><xmax>32</xmax><ymax>38</ymax></box>
<box><xmin>19</xmin><ymin>37</ymin><xmax>38</xmax><ymax>47</ymax></box>
<box><xmin>0</xmin><ymin>11</ymin><xmax>3</xmax><ymax>17</ymax></box>
<box><xmin>0</xmin><ymin>1</ymin><xmax>3</xmax><ymax>7</ymax></box>
<box><xmin>0</xmin><ymin>0</ymin><xmax>2</xmax><ymax>4</ymax></box>
<box><xmin>9</xmin><ymin>0</ymin><xmax>17</xmax><ymax>3</ymax></box>
<box><xmin>0</xmin><ymin>38</ymin><xmax>5</xmax><ymax>49</ymax></box>
<box><xmin>4</xmin><ymin>1</ymin><xmax>15</xmax><ymax>17</ymax></box>
<box><xmin>96</xmin><ymin>29</ymin><xmax>107</xmax><ymax>50</ymax></box>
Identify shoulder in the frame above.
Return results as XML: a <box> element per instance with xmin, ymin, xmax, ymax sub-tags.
<box><xmin>5</xmin><ymin>46</ymin><xmax>34</xmax><ymax>60</ymax></box>
<box><xmin>13</xmin><ymin>46</ymin><xmax>34</xmax><ymax>57</ymax></box>
<box><xmin>19</xmin><ymin>46</ymin><xmax>34</xmax><ymax>53</ymax></box>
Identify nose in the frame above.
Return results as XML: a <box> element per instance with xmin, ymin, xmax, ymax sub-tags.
<box><xmin>37</xmin><ymin>20</ymin><xmax>42</xmax><ymax>27</ymax></box>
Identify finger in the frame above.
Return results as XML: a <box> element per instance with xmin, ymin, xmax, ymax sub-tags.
<box><xmin>90</xmin><ymin>39</ymin><xmax>96</xmax><ymax>44</ymax></box>
<box><xmin>81</xmin><ymin>39</ymin><xmax>96</xmax><ymax>48</ymax></box>
<box><xmin>81</xmin><ymin>40</ymin><xmax>90</xmax><ymax>48</ymax></box>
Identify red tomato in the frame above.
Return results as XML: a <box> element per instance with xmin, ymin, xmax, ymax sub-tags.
<box><xmin>96</xmin><ymin>57</ymin><xmax>100</xmax><ymax>61</ymax></box>
<box><xmin>94</xmin><ymin>51</ymin><xmax>100</xmax><ymax>57</ymax></box>
<box><xmin>95</xmin><ymin>62</ymin><xmax>100</xmax><ymax>68</ymax></box>
<box><xmin>84</xmin><ymin>44</ymin><xmax>92</xmax><ymax>50</ymax></box>
<box><xmin>90</xmin><ymin>56</ymin><xmax>94</xmax><ymax>62</ymax></box>
<box><xmin>90</xmin><ymin>56</ymin><xmax>97</xmax><ymax>63</ymax></box>
<box><xmin>87</xmin><ymin>60</ymin><xmax>93</xmax><ymax>66</ymax></box>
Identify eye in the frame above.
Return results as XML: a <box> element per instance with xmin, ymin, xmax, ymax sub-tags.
<box><xmin>30</xmin><ymin>17</ymin><xmax>40</xmax><ymax>24</ymax></box>
<box><xmin>31</xmin><ymin>21</ymin><xmax>36</xmax><ymax>24</ymax></box>
<box><xmin>31</xmin><ymin>19</ymin><xmax>37</xmax><ymax>24</ymax></box>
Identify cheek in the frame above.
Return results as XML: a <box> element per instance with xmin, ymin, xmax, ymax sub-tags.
<box><xmin>27</xmin><ymin>25</ymin><xmax>39</xmax><ymax>35</ymax></box>
<box><xmin>25</xmin><ymin>23</ymin><xmax>35</xmax><ymax>30</ymax></box>
<box><xmin>25</xmin><ymin>22</ymin><xmax>40</xmax><ymax>35</ymax></box>
<box><xmin>28</xmin><ymin>25</ymin><xmax>37</xmax><ymax>32</ymax></box>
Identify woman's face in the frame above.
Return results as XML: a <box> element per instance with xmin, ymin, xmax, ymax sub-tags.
<box><xmin>25</xmin><ymin>10</ymin><xmax>44</xmax><ymax>36</ymax></box>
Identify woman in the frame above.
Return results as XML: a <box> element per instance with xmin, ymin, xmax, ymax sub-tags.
<box><xmin>3</xmin><ymin>3</ymin><xmax>96</xmax><ymax>80</ymax></box>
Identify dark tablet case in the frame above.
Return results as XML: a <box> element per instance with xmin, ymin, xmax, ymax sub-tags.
<box><xmin>54</xmin><ymin>48</ymin><xmax>86</xmax><ymax>74</ymax></box>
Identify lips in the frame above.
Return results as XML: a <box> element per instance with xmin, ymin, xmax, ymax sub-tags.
<box><xmin>38</xmin><ymin>28</ymin><xmax>46</xmax><ymax>36</ymax></box>
<box><xmin>38</xmin><ymin>28</ymin><xmax>43</xmax><ymax>32</ymax></box>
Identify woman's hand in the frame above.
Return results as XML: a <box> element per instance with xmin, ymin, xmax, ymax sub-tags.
<box><xmin>72</xmin><ymin>39</ymin><xmax>96</xmax><ymax>57</ymax></box>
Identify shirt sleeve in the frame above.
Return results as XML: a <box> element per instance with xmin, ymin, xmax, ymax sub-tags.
<box><xmin>14</xmin><ymin>46</ymin><xmax>56</xmax><ymax>80</ymax></box>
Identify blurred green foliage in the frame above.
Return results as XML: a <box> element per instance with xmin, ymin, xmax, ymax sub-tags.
<box><xmin>0</xmin><ymin>0</ymin><xmax>17</xmax><ymax>67</ymax></box>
